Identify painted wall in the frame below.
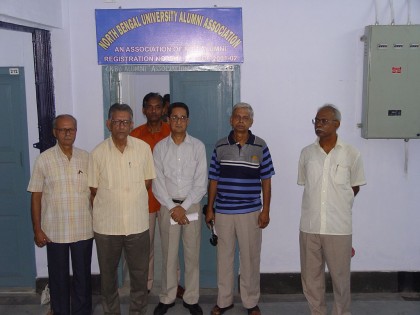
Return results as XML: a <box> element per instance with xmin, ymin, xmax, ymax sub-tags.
<box><xmin>1</xmin><ymin>0</ymin><xmax>420</xmax><ymax>278</ymax></box>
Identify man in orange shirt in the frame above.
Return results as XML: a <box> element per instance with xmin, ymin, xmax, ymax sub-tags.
<box><xmin>130</xmin><ymin>92</ymin><xmax>174</xmax><ymax>293</ymax></box>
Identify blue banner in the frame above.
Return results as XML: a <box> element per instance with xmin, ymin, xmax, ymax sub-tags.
<box><xmin>95</xmin><ymin>8</ymin><xmax>243</xmax><ymax>64</ymax></box>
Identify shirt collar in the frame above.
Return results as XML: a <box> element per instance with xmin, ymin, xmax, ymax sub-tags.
<box><xmin>107</xmin><ymin>135</ymin><xmax>134</xmax><ymax>151</ymax></box>
<box><xmin>315</xmin><ymin>135</ymin><xmax>343</xmax><ymax>148</ymax></box>
<box><xmin>168</xmin><ymin>132</ymin><xmax>191</xmax><ymax>145</ymax></box>
<box><xmin>228</xmin><ymin>130</ymin><xmax>255</xmax><ymax>145</ymax></box>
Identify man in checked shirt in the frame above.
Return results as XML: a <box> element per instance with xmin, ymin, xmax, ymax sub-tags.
<box><xmin>28</xmin><ymin>114</ymin><xmax>93</xmax><ymax>315</ymax></box>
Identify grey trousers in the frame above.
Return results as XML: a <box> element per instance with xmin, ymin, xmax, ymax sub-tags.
<box><xmin>299</xmin><ymin>231</ymin><xmax>352</xmax><ymax>315</ymax></box>
<box><xmin>158</xmin><ymin>203</ymin><xmax>201</xmax><ymax>305</ymax></box>
<box><xmin>95</xmin><ymin>231</ymin><xmax>150</xmax><ymax>315</ymax></box>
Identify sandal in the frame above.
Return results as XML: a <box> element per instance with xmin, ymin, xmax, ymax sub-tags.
<box><xmin>210</xmin><ymin>304</ymin><xmax>234</xmax><ymax>315</ymax></box>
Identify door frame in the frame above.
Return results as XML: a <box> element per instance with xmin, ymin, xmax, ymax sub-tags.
<box><xmin>102</xmin><ymin>64</ymin><xmax>240</xmax><ymax>138</ymax></box>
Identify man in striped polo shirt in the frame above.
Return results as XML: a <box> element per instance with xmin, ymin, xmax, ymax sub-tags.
<box><xmin>206</xmin><ymin>103</ymin><xmax>275</xmax><ymax>315</ymax></box>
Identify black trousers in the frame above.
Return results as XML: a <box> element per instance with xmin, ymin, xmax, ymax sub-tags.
<box><xmin>46</xmin><ymin>238</ymin><xmax>93</xmax><ymax>315</ymax></box>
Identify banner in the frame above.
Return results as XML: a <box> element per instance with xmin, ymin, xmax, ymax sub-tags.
<box><xmin>95</xmin><ymin>8</ymin><xmax>243</xmax><ymax>64</ymax></box>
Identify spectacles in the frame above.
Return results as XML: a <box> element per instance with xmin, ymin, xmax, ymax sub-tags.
<box><xmin>312</xmin><ymin>118</ymin><xmax>337</xmax><ymax>125</ymax></box>
<box><xmin>55</xmin><ymin>128</ymin><xmax>76</xmax><ymax>135</ymax></box>
<box><xmin>169</xmin><ymin>115</ymin><xmax>188</xmax><ymax>122</ymax></box>
<box><xmin>111</xmin><ymin>120</ymin><xmax>131</xmax><ymax>126</ymax></box>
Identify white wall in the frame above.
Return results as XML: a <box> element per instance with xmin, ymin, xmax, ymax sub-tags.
<box><xmin>2</xmin><ymin>0</ymin><xmax>420</xmax><ymax>276</ymax></box>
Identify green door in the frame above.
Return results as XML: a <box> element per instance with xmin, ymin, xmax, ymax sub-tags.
<box><xmin>0</xmin><ymin>67</ymin><xmax>35</xmax><ymax>287</ymax></box>
<box><xmin>171</xmin><ymin>70</ymin><xmax>239</xmax><ymax>288</ymax></box>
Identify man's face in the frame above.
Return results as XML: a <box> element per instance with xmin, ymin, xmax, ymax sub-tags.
<box><xmin>230</xmin><ymin>107</ymin><xmax>253</xmax><ymax>132</ymax></box>
<box><xmin>106</xmin><ymin>110</ymin><xmax>133</xmax><ymax>141</ymax></box>
<box><xmin>53</xmin><ymin>116</ymin><xmax>77</xmax><ymax>147</ymax></box>
<box><xmin>313</xmin><ymin>108</ymin><xmax>340</xmax><ymax>138</ymax></box>
<box><xmin>143</xmin><ymin>97</ymin><xmax>163</xmax><ymax>123</ymax></box>
<box><xmin>169</xmin><ymin>107</ymin><xmax>189</xmax><ymax>135</ymax></box>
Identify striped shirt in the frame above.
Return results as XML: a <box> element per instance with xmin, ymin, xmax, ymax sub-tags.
<box><xmin>27</xmin><ymin>144</ymin><xmax>92</xmax><ymax>243</ymax></box>
<box><xmin>88</xmin><ymin>136</ymin><xmax>155</xmax><ymax>235</ymax></box>
<box><xmin>209</xmin><ymin>130</ymin><xmax>275</xmax><ymax>214</ymax></box>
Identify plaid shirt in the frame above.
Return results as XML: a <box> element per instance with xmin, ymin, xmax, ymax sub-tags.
<box><xmin>27</xmin><ymin>144</ymin><xmax>93</xmax><ymax>243</ymax></box>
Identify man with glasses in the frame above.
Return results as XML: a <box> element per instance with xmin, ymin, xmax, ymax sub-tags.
<box><xmin>88</xmin><ymin>103</ymin><xmax>155</xmax><ymax>315</ymax></box>
<box><xmin>206</xmin><ymin>103</ymin><xmax>275</xmax><ymax>315</ymax></box>
<box><xmin>152</xmin><ymin>102</ymin><xmax>207</xmax><ymax>315</ymax></box>
<box><xmin>298</xmin><ymin>104</ymin><xmax>366</xmax><ymax>315</ymax></box>
<box><xmin>28</xmin><ymin>114</ymin><xmax>93</xmax><ymax>315</ymax></box>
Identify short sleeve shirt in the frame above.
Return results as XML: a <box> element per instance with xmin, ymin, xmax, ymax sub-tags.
<box><xmin>88</xmin><ymin>136</ymin><xmax>156</xmax><ymax>235</ymax></box>
<box><xmin>27</xmin><ymin>144</ymin><xmax>92</xmax><ymax>243</ymax></box>
<box><xmin>297</xmin><ymin>137</ymin><xmax>366</xmax><ymax>235</ymax></box>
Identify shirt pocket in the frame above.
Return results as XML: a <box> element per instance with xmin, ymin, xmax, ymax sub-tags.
<box><xmin>75</xmin><ymin>170</ymin><xmax>89</xmax><ymax>193</ymax></box>
<box><xmin>333</xmin><ymin>164</ymin><xmax>350</xmax><ymax>185</ymax></box>
<box><xmin>128</xmin><ymin>161</ymin><xmax>144</xmax><ymax>183</ymax></box>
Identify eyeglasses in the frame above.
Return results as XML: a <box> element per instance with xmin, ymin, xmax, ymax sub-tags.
<box><xmin>111</xmin><ymin>120</ymin><xmax>131</xmax><ymax>127</ymax></box>
<box><xmin>55</xmin><ymin>128</ymin><xmax>76</xmax><ymax>135</ymax></box>
<box><xmin>312</xmin><ymin>118</ymin><xmax>337</xmax><ymax>125</ymax></box>
<box><xmin>169</xmin><ymin>115</ymin><xmax>188</xmax><ymax>122</ymax></box>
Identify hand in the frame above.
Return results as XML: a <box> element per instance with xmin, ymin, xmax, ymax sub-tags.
<box><xmin>34</xmin><ymin>230</ymin><xmax>50</xmax><ymax>247</ymax></box>
<box><xmin>258</xmin><ymin>211</ymin><xmax>270</xmax><ymax>229</ymax></box>
<box><xmin>205</xmin><ymin>208</ymin><xmax>215</xmax><ymax>228</ymax></box>
<box><xmin>170</xmin><ymin>205</ymin><xmax>189</xmax><ymax>225</ymax></box>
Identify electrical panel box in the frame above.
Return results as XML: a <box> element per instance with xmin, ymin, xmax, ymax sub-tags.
<box><xmin>361</xmin><ymin>25</ymin><xmax>420</xmax><ymax>139</ymax></box>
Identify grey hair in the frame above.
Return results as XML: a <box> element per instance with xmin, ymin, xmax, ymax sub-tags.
<box><xmin>232</xmin><ymin>102</ymin><xmax>254</xmax><ymax>119</ymax></box>
<box><xmin>53</xmin><ymin>114</ymin><xmax>77</xmax><ymax>129</ymax></box>
<box><xmin>318</xmin><ymin>104</ymin><xmax>341</xmax><ymax>121</ymax></box>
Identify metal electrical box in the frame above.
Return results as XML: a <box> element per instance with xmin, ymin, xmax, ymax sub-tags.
<box><xmin>361</xmin><ymin>25</ymin><xmax>420</xmax><ymax>139</ymax></box>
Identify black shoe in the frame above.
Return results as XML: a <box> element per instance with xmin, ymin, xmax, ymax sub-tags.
<box><xmin>154</xmin><ymin>302</ymin><xmax>175</xmax><ymax>315</ymax></box>
<box><xmin>183</xmin><ymin>301</ymin><xmax>203</xmax><ymax>315</ymax></box>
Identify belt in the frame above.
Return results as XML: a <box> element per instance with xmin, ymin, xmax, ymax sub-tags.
<box><xmin>172</xmin><ymin>199</ymin><xmax>184</xmax><ymax>204</ymax></box>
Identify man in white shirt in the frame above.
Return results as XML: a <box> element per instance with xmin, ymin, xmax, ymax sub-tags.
<box><xmin>153</xmin><ymin>102</ymin><xmax>207</xmax><ymax>315</ymax></box>
<box><xmin>298</xmin><ymin>104</ymin><xmax>366</xmax><ymax>315</ymax></box>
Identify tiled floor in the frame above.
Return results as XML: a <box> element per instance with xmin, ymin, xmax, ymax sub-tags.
<box><xmin>1</xmin><ymin>291</ymin><xmax>420</xmax><ymax>315</ymax></box>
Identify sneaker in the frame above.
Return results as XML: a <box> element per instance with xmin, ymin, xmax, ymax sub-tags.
<box><xmin>210</xmin><ymin>304</ymin><xmax>234</xmax><ymax>315</ymax></box>
<box><xmin>247</xmin><ymin>305</ymin><xmax>261</xmax><ymax>315</ymax></box>
<box><xmin>183</xmin><ymin>301</ymin><xmax>203</xmax><ymax>315</ymax></box>
<box><xmin>153</xmin><ymin>302</ymin><xmax>175</xmax><ymax>315</ymax></box>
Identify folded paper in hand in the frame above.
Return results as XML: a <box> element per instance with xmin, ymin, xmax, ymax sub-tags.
<box><xmin>170</xmin><ymin>212</ymin><xmax>199</xmax><ymax>225</ymax></box>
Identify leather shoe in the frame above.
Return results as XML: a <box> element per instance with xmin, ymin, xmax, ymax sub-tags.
<box><xmin>154</xmin><ymin>302</ymin><xmax>175</xmax><ymax>315</ymax></box>
<box><xmin>183</xmin><ymin>301</ymin><xmax>203</xmax><ymax>315</ymax></box>
<box><xmin>210</xmin><ymin>304</ymin><xmax>234</xmax><ymax>315</ymax></box>
<box><xmin>247</xmin><ymin>305</ymin><xmax>261</xmax><ymax>315</ymax></box>
<box><xmin>176</xmin><ymin>285</ymin><xmax>185</xmax><ymax>299</ymax></box>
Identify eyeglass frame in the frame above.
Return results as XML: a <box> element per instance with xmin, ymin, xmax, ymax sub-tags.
<box><xmin>54</xmin><ymin>128</ymin><xmax>77</xmax><ymax>135</ymax></box>
<box><xmin>312</xmin><ymin>118</ymin><xmax>338</xmax><ymax>126</ymax></box>
<box><xmin>169</xmin><ymin>115</ymin><xmax>188</xmax><ymax>122</ymax></box>
<box><xmin>110</xmin><ymin>119</ymin><xmax>132</xmax><ymax>127</ymax></box>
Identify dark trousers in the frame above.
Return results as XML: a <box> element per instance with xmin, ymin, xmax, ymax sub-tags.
<box><xmin>95</xmin><ymin>231</ymin><xmax>149</xmax><ymax>315</ymax></box>
<box><xmin>46</xmin><ymin>238</ymin><xmax>93</xmax><ymax>315</ymax></box>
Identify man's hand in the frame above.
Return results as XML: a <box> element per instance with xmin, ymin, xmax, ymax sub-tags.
<box><xmin>34</xmin><ymin>229</ymin><xmax>50</xmax><ymax>247</ymax></box>
<box><xmin>170</xmin><ymin>205</ymin><xmax>189</xmax><ymax>225</ymax></box>
<box><xmin>205</xmin><ymin>207</ymin><xmax>215</xmax><ymax>228</ymax></box>
<box><xmin>258</xmin><ymin>210</ymin><xmax>270</xmax><ymax>229</ymax></box>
